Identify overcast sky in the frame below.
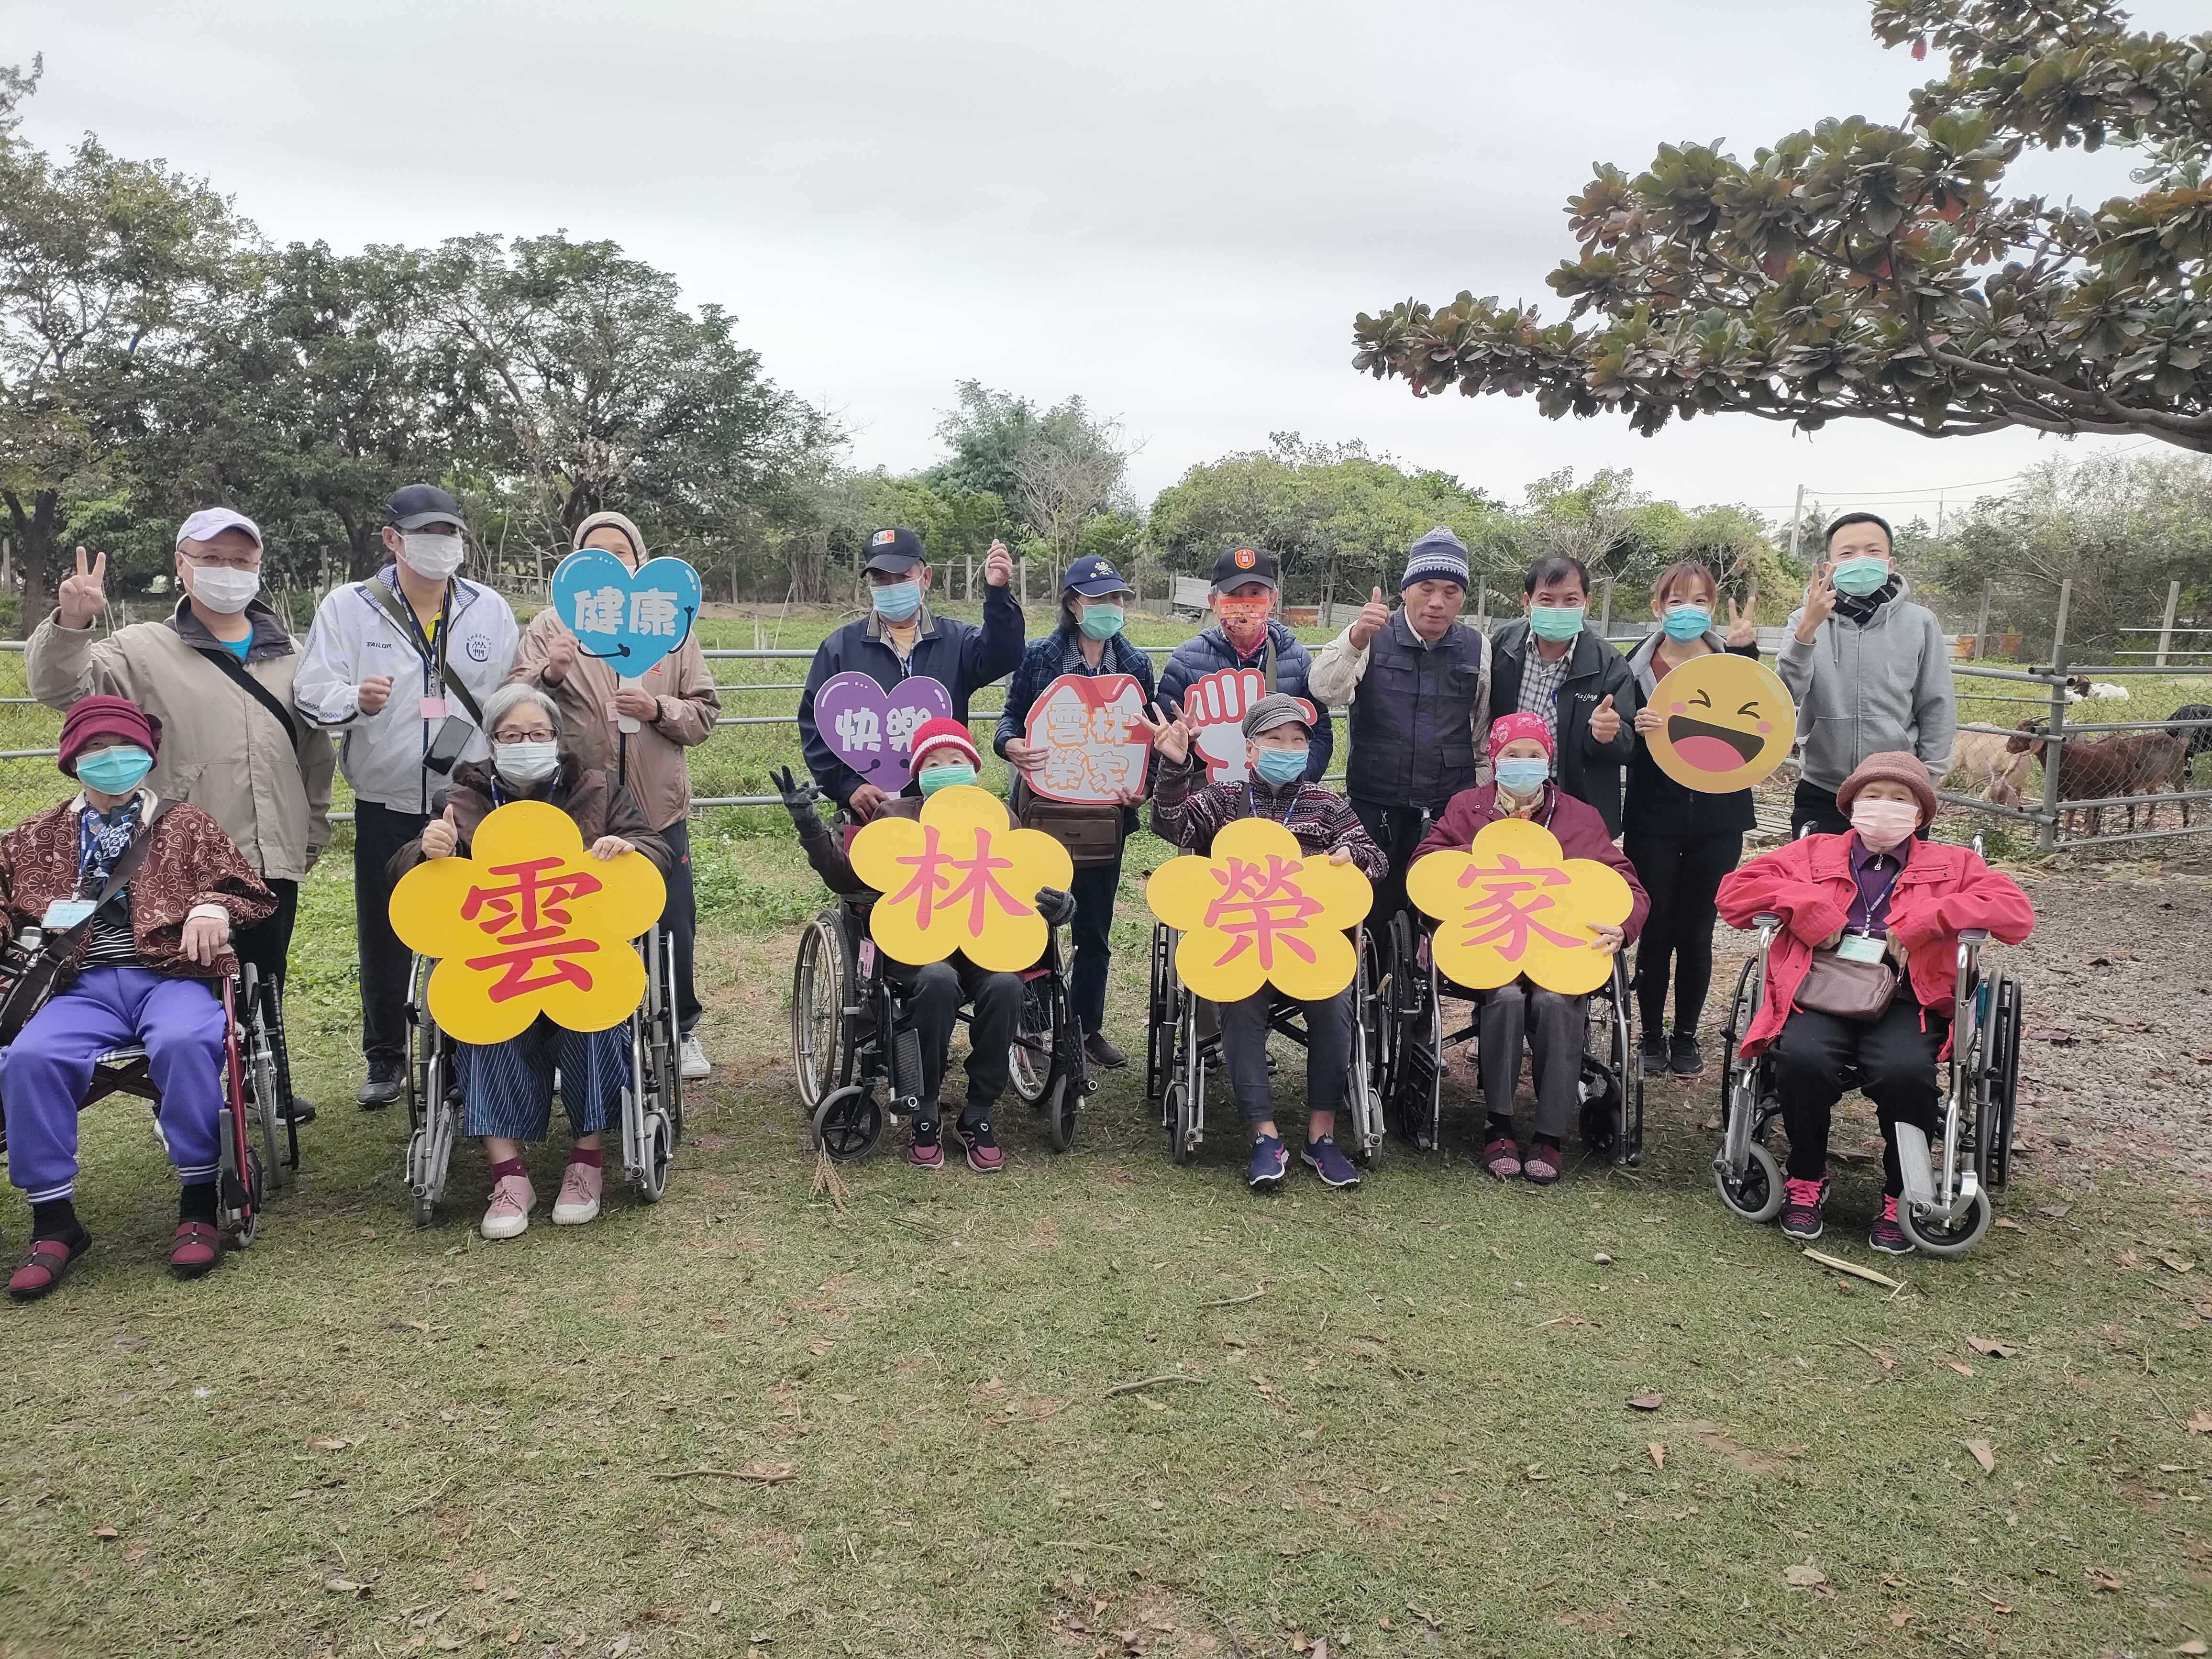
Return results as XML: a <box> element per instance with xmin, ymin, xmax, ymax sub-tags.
<box><xmin>10</xmin><ymin>0</ymin><xmax>2199</xmax><ymax>527</ymax></box>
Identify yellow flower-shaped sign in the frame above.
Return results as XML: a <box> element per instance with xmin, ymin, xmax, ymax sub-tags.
<box><xmin>848</xmin><ymin>785</ymin><xmax>1075</xmax><ymax>973</ymax></box>
<box><xmin>389</xmin><ymin>799</ymin><xmax>667</xmax><ymax>1044</ymax></box>
<box><xmin>1406</xmin><ymin>816</ymin><xmax>1632</xmax><ymax>995</ymax></box>
<box><xmin>1145</xmin><ymin>817</ymin><xmax>1372</xmax><ymax>1002</ymax></box>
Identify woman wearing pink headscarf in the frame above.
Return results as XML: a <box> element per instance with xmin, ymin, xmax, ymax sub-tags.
<box><xmin>1409</xmin><ymin>713</ymin><xmax>1649</xmax><ymax>1184</ymax></box>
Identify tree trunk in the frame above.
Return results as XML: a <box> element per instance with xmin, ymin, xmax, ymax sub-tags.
<box><xmin>3</xmin><ymin>489</ymin><xmax>59</xmax><ymax>638</ymax></box>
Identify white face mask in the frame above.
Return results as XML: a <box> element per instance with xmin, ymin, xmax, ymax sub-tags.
<box><xmin>493</xmin><ymin>741</ymin><xmax>560</xmax><ymax>787</ymax></box>
<box><xmin>1850</xmin><ymin>797</ymin><xmax>1920</xmax><ymax>851</ymax></box>
<box><xmin>188</xmin><ymin>563</ymin><xmax>261</xmax><ymax>616</ymax></box>
<box><xmin>400</xmin><ymin>531</ymin><xmax>465</xmax><ymax>581</ymax></box>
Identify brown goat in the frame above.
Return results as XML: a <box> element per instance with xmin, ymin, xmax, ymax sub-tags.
<box><xmin>2008</xmin><ymin>719</ymin><xmax>2192</xmax><ymax>835</ymax></box>
<box><xmin>2112</xmin><ymin>729</ymin><xmax>2189</xmax><ymax>830</ymax></box>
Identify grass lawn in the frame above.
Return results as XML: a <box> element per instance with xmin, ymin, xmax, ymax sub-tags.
<box><xmin>0</xmin><ymin>601</ymin><xmax>2207</xmax><ymax>1657</ymax></box>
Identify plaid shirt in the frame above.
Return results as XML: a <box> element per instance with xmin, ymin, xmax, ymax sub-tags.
<box><xmin>1148</xmin><ymin>756</ymin><xmax>1388</xmax><ymax>880</ymax></box>
<box><xmin>1518</xmin><ymin>645</ymin><xmax>1572</xmax><ymax>750</ymax></box>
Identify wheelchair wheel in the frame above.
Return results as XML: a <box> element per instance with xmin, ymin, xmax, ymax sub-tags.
<box><xmin>638</xmin><ymin>1109</ymin><xmax>673</xmax><ymax>1203</ymax></box>
<box><xmin>1009</xmin><ymin>977</ymin><xmax>1052</xmax><ymax>1105</ymax></box>
<box><xmin>1992</xmin><ymin>974</ymin><xmax>2023</xmax><ymax>1187</ymax></box>
<box><xmin>813</xmin><ymin>1084</ymin><xmax>884</xmax><ymax>1162</ymax></box>
<box><xmin>241</xmin><ymin>969</ymin><xmax>287</xmax><ymax>1193</ymax></box>
<box><xmin>1899</xmin><ymin>1187</ymin><xmax>1992</xmax><ymax>1255</ymax></box>
<box><xmin>793</xmin><ymin>913</ymin><xmax>851</xmax><ymax>1112</ymax></box>
<box><xmin>1145</xmin><ymin>924</ymin><xmax>1176</xmax><ymax>1106</ymax></box>
<box><xmin>1385</xmin><ymin>956</ymin><xmax>1440</xmax><ymax>1152</ymax></box>
<box><xmin>1163</xmin><ymin>1080</ymin><xmax>1196</xmax><ymax>1165</ymax></box>
<box><xmin>652</xmin><ymin>932</ymin><xmax>685</xmax><ymax>1150</ymax></box>
<box><xmin>1044</xmin><ymin>1072</ymin><xmax>1078</xmax><ymax>1153</ymax></box>
<box><xmin>1578</xmin><ymin>968</ymin><xmax>1637</xmax><ymax>1165</ymax></box>
<box><xmin>1713</xmin><ymin>1139</ymin><xmax>1784</xmax><ymax>1222</ymax></box>
<box><xmin>227</xmin><ymin>1146</ymin><xmax>263</xmax><ymax>1248</ymax></box>
<box><xmin>407</xmin><ymin>1041</ymin><xmax>460</xmax><ymax>1228</ymax></box>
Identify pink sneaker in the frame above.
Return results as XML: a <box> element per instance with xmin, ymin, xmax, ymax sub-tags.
<box><xmin>481</xmin><ymin>1172</ymin><xmax>536</xmax><ymax>1240</ymax></box>
<box><xmin>552</xmin><ymin>1159</ymin><xmax>603</xmax><ymax>1225</ymax></box>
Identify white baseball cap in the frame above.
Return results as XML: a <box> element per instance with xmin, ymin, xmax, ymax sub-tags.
<box><xmin>176</xmin><ymin>507</ymin><xmax>263</xmax><ymax>548</ymax></box>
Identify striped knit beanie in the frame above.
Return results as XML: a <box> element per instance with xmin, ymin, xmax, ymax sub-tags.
<box><xmin>1401</xmin><ymin>527</ymin><xmax>1469</xmax><ymax>592</ymax></box>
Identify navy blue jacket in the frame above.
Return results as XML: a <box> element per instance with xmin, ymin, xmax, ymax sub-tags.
<box><xmin>1155</xmin><ymin>620</ymin><xmax>1334</xmax><ymax>785</ymax></box>
<box><xmin>796</xmin><ymin>585</ymin><xmax>1025</xmax><ymax>807</ymax></box>
<box><xmin>995</xmin><ymin>625</ymin><xmax>1158</xmax><ymax>836</ymax></box>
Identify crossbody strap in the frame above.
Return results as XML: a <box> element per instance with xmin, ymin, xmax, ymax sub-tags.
<box><xmin>366</xmin><ymin>578</ymin><xmax>485</xmax><ymax>727</ymax></box>
<box><xmin>57</xmin><ymin>800</ymin><xmax>175</xmax><ymax>946</ymax></box>
<box><xmin>197</xmin><ymin>644</ymin><xmax>303</xmax><ymax>746</ymax></box>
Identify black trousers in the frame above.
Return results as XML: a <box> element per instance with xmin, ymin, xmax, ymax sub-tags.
<box><xmin>354</xmin><ymin>801</ymin><xmax>431</xmax><ymax>1064</ymax></box>
<box><xmin>1624</xmin><ymin>832</ymin><xmax>1740</xmax><ymax>1037</ymax></box>
<box><xmin>1068</xmin><ymin>848</ymin><xmax>1123</xmax><ymax>1037</ymax></box>
<box><xmin>887</xmin><ymin>954</ymin><xmax>1022</xmax><ymax>1120</ymax></box>
<box><xmin>232</xmin><ymin>876</ymin><xmax>299</xmax><ymax>994</ymax></box>
<box><xmin>1351</xmin><ymin>799</ymin><xmax>1434</xmax><ymax>932</ymax></box>
<box><xmin>1793</xmin><ymin>780</ymin><xmax>1932</xmax><ymax>841</ymax></box>
<box><xmin>657</xmin><ymin>818</ymin><xmax>701</xmax><ymax>1035</ymax></box>
<box><xmin>1769</xmin><ymin>995</ymin><xmax>1947</xmax><ymax>1194</ymax></box>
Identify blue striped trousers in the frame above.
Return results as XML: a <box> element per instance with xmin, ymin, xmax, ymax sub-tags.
<box><xmin>459</xmin><ymin>1018</ymin><xmax>628</xmax><ymax>1142</ymax></box>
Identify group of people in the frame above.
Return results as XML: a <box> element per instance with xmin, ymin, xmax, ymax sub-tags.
<box><xmin>0</xmin><ymin>490</ymin><xmax>2031</xmax><ymax>1297</ymax></box>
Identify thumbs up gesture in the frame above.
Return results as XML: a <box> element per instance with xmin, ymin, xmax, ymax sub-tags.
<box><xmin>1588</xmin><ymin>693</ymin><xmax>1622</xmax><ymax>744</ymax></box>
<box><xmin>421</xmin><ymin>805</ymin><xmax>460</xmax><ymax>861</ymax></box>
<box><xmin>58</xmin><ymin>546</ymin><xmax>108</xmax><ymax>630</ymax></box>
<box><xmin>1349</xmin><ymin>585</ymin><xmax>1391</xmax><ymax>651</ymax></box>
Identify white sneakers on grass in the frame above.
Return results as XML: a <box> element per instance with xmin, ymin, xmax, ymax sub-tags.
<box><xmin>680</xmin><ymin>1034</ymin><xmax>711</xmax><ymax>1079</ymax></box>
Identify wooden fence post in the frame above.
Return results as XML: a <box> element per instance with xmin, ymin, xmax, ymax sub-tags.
<box><xmin>2037</xmin><ymin>579</ymin><xmax>2072</xmax><ymax>852</ymax></box>
<box><xmin>2157</xmin><ymin>579</ymin><xmax>2180</xmax><ymax>668</ymax></box>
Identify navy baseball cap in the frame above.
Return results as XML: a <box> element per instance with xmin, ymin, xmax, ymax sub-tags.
<box><xmin>863</xmin><ymin>527</ymin><xmax>926</xmax><ymax>573</ymax></box>
<box><xmin>387</xmin><ymin>483</ymin><xmax>466</xmax><ymax>531</ymax></box>
<box><xmin>1209</xmin><ymin>545</ymin><xmax>1279</xmax><ymax>593</ymax></box>
<box><xmin>1062</xmin><ymin>555</ymin><xmax>1133</xmax><ymax>598</ymax></box>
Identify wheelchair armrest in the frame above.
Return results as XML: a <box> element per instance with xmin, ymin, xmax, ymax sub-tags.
<box><xmin>1958</xmin><ymin>929</ymin><xmax>1990</xmax><ymax>944</ymax></box>
<box><xmin>1752</xmin><ymin>912</ymin><xmax>1782</xmax><ymax>930</ymax></box>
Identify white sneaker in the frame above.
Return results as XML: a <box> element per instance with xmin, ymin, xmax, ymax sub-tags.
<box><xmin>480</xmin><ymin>1172</ymin><xmax>535</xmax><ymax>1240</ymax></box>
<box><xmin>551</xmin><ymin>1159</ymin><xmax>602</xmax><ymax>1226</ymax></box>
<box><xmin>680</xmin><ymin>1033</ymin><xmax>711</xmax><ymax>1079</ymax></box>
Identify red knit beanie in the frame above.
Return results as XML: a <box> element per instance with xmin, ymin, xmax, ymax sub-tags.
<box><xmin>907</xmin><ymin>716</ymin><xmax>980</xmax><ymax>774</ymax></box>
<box><xmin>58</xmin><ymin>695</ymin><xmax>162</xmax><ymax>778</ymax></box>
<box><xmin>1487</xmin><ymin>710</ymin><xmax>1554</xmax><ymax>761</ymax></box>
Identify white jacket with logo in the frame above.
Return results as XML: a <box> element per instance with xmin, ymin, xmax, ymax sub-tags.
<box><xmin>294</xmin><ymin>569</ymin><xmax>520</xmax><ymax>814</ymax></box>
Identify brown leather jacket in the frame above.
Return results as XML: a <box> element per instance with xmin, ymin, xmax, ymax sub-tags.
<box><xmin>387</xmin><ymin>753</ymin><xmax>673</xmax><ymax>879</ymax></box>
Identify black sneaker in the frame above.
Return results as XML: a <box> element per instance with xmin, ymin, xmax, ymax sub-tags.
<box><xmin>1868</xmin><ymin>1195</ymin><xmax>1916</xmax><ymax>1255</ymax></box>
<box><xmin>1669</xmin><ymin>1031</ymin><xmax>1705</xmax><ymax>1077</ymax></box>
<box><xmin>355</xmin><ymin>1057</ymin><xmax>403</xmax><ymax>1110</ymax></box>
<box><xmin>1639</xmin><ymin>1032</ymin><xmax>1670</xmax><ymax>1076</ymax></box>
<box><xmin>282</xmin><ymin>1095</ymin><xmax>318</xmax><ymax>1125</ymax></box>
<box><xmin>1083</xmin><ymin>1030</ymin><xmax>1127</xmax><ymax>1070</ymax></box>
<box><xmin>1778</xmin><ymin>1177</ymin><xmax>1825</xmax><ymax>1241</ymax></box>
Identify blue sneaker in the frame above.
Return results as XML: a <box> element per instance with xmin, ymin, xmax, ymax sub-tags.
<box><xmin>1246</xmin><ymin>1134</ymin><xmax>1288</xmax><ymax>1191</ymax></box>
<box><xmin>1302</xmin><ymin>1135</ymin><xmax>1361</xmax><ymax>1190</ymax></box>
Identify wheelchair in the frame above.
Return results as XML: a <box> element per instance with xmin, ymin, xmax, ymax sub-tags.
<box><xmin>1712</xmin><ymin>915</ymin><xmax>2022</xmax><ymax>1255</ymax></box>
<box><xmin>1382</xmin><ymin>916</ymin><xmax>1642</xmax><ymax>1167</ymax></box>
<box><xmin>402</xmin><ymin>926</ymin><xmax>683</xmax><ymax>1226</ymax></box>
<box><xmin>0</xmin><ymin>962</ymin><xmax>284</xmax><ymax>1247</ymax></box>
<box><xmin>1142</xmin><ymin>919</ymin><xmax>1389</xmax><ymax>1166</ymax></box>
<box><xmin>791</xmin><ymin>896</ymin><xmax>1090</xmax><ymax>1161</ymax></box>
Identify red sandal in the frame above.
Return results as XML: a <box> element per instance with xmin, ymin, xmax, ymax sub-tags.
<box><xmin>9</xmin><ymin>1233</ymin><xmax>89</xmax><ymax>1302</ymax></box>
<box><xmin>169</xmin><ymin>1222</ymin><xmax>223</xmax><ymax>1280</ymax></box>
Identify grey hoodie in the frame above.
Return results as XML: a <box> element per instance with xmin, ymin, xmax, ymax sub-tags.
<box><xmin>1776</xmin><ymin>575</ymin><xmax>1956</xmax><ymax>793</ymax></box>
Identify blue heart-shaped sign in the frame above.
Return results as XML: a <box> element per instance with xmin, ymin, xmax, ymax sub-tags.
<box><xmin>549</xmin><ymin>550</ymin><xmax>703</xmax><ymax>677</ymax></box>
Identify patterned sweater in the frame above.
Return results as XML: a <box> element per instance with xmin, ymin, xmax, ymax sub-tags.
<box><xmin>1149</xmin><ymin>755</ymin><xmax>1388</xmax><ymax>879</ymax></box>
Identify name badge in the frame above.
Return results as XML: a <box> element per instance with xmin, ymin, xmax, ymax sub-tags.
<box><xmin>419</xmin><ymin>697</ymin><xmax>450</xmax><ymax>721</ymax></box>
<box><xmin>604</xmin><ymin>701</ymin><xmax>623</xmax><ymax>725</ymax></box>
<box><xmin>1835</xmin><ymin>931</ymin><xmax>1887</xmax><ymax>964</ymax></box>
<box><xmin>41</xmin><ymin>898</ymin><xmax>96</xmax><ymax>929</ymax></box>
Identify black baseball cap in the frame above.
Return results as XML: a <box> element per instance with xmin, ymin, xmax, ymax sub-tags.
<box><xmin>387</xmin><ymin>483</ymin><xmax>466</xmax><ymax>531</ymax></box>
<box><xmin>1209</xmin><ymin>545</ymin><xmax>1279</xmax><ymax>593</ymax></box>
<box><xmin>863</xmin><ymin>526</ymin><xmax>927</xmax><ymax>573</ymax></box>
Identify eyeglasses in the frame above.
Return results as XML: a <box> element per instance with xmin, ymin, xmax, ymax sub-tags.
<box><xmin>494</xmin><ymin>729</ymin><xmax>556</xmax><ymax>745</ymax></box>
<box><xmin>177</xmin><ymin>546</ymin><xmax>262</xmax><ymax>572</ymax></box>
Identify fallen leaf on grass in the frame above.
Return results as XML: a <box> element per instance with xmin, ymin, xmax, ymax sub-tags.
<box><xmin>1889</xmin><ymin>1612</ymin><xmax>1909</xmax><ymax>1628</ymax></box>
<box><xmin>1648</xmin><ymin>1443</ymin><xmax>1665</xmax><ymax>1470</ymax></box>
<box><xmin>2167</xmin><ymin>1640</ymin><xmax>2207</xmax><ymax>1655</ymax></box>
<box><xmin>1628</xmin><ymin>1393</ymin><xmax>1664</xmax><ymax>1412</ymax></box>
<box><xmin>2160</xmin><ymin>1255</ymin><xmax>2195</xmax><ymax>1274</ymax></box>
<box><xmin>1946</xmin><ymin>1361</ymin><xmax>1977</xmax><ymax>1378</ymax></box>
<box><xmin>1963</xmin><ymin>1438</ymin><xmax>1996</xmax><ymax>1473</ymax></box>
<box><xmin>1592</xmin><ymin>1252</ymin><xmax>1613</xmax><ymax>1265</ymax></box>
<box><xmin>325</xmin><ymin>1578</ymin><xmax>372</xmax><ymax>1597</ymax></box>
<box><xmin>1782</xmin><ymin>1561</ymin><xmax>1825</xmax><ymax>1588</ymax></box>
<box><xmin>2090</xmin><ymin>1568</ymin><xmax>2124</xmax><ymax>1592</ymax></box>
<box><xmin>92</xmin><ymin>1526</ymin><xmax>118</xmax><ymax>1542</ymax></box>
<box><xmin>1967</xmin><ymin>1338</ymin><xmax>2019</xmax><ymax>1359</ymax></box>
<box><xmin>1993</xmin><ymin>1217</ymin><xmax>2024</xmax><ymax>1231</ymax></box>
<box><xmin>311</xmin><ymin>1437</ymin><xmax>353</xmax><ymax>1451</ymax></box>
<box><xmin>2187</xmin><ymin>1411</ymin><xmax>2212</xmax><ymax>1435</ymax></box>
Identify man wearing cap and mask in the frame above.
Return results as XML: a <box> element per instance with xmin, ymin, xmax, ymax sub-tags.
<box><xmin>1156</xmin><ymin>547</ymin><xmax>1333</xmax><ymax>785</ymax></box>
<box><xmin>511</xmin><ymin>509</ymin><xmax>722</xmax><ymax>1080</ymax></box>
<box><xmin>27</xmin><ymin>509</ymin><xmax>336</xmax><ymax>1122</ymax></box>
<box><xmin>796</xmin><ymin>529</ymin><xmax>1022</xmax><ymax>821</ymax></box>
<box><xmin>295</xmin><ymin>484</ymin><xmax>520</xmax><ymax>1109</ymax></box>
<box><xmin>1310</xmin><ymin>527</ymin><xmax>1489</xmax><ymax>929</ymax></box>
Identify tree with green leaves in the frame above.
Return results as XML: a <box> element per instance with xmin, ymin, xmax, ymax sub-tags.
<box><xmin>1353</xmin><ymin>0</ymin><xmax>2212</xmax><ymax>452</ymax></box>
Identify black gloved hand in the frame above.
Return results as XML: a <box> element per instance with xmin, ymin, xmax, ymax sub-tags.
<box><xmin>772</xmin><ymin>765</ymin><xmax>824</xmax><ymax>835</ymax></box>
<box><xmin>1034</xmin><ymin>886</ymin><xmax>1076</xmax><ymax>927</ymax></box>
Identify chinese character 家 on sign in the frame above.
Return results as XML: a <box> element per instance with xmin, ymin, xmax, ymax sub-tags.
<box><xmin>1405</xmin><ymin>817</ymin><xmax>1631</xmax><ymax>995</ymax></box>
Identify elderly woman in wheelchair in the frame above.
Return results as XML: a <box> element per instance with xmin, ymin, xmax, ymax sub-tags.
<box><xmin>391</xmin><ymin>684</ymin><xmax>671</xmax><ymax>1239</ymax></box>
<box><xmin>1714</xmin><ymin>752</ymin><xmax>2034</xmax><ymax>1254</ymax></box>
<box><xmin>776</xmin><ymin>718</ymin><xmax>1077</xmax><ymax>1173</ymax></box>
<box><xmin>0</xmin><ymin>696</ymin><xmax>274</xmax><ymax>1298</ymax></box>
<box><xmin>1405</xmin><ymin>714</ymin><xmax>1648</xmax><ymax>1185</ymax></box>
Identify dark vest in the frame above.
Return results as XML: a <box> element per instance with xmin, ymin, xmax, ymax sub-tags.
<box><xmin>1345</xmin><ymin>613</ymin><xmax>1487</xmax><ymax>809</ymax></box>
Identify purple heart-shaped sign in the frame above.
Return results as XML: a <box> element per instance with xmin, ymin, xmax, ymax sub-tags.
<box><xmin>816</xmin><ymin>672</ymin><xmax>955</xmax><ymax>790</ymax></box>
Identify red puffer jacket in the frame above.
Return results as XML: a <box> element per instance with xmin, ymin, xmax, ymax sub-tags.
<box><xmin>1716</xmin><ymin>833</ymin><xmax>2034</xmax><ymax>1059</ymax></box>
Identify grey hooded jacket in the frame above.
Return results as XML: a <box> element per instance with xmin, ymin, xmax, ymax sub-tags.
<box><xmin>1776</xmin><ymin>576</ymin><xmax>1956</xmax><ymax>793</ymax></box>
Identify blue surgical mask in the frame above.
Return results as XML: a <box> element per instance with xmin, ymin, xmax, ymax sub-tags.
<box><xmin>1661</xmin><ymin>604</ymin><xmax>1712</xmax><ymax>642</ymax></box>
<box><xmin>1077</xmin><ymin>603</ymin><xmax>1124</xmax><ymax>641</ymax></box>
<box><xmin>1831</xmin><ymin>557</ymin><xmax>1891</xmax><ymax>597</ymax></box>
<box><xmin>1495</xmin><ymin>757</ymin><xmax>1549</xmax><ymax>797</ymax></box>
<box><xmin>1529</xmin><ymin>605</ymin><xmax>1585</xmax><ymax>643</ymax></box>
<box><xmin>917</xmin><ymin>762</ymin><xmax>975</xmax><ymax>796</ymax></box>
<box><xmin>871</xmin><ymin>578</ymin><xmax>922</xmax><ymax>622</ymax></box>
<box><xmin>1252</xmin><ymin>745</ymin><xmax>1307</xmax><ymax>786</ymax></box>
<box><xmin>76</xmin><ymin>745</ymin><xmax>154</xmax><ymax>796</ymax></box>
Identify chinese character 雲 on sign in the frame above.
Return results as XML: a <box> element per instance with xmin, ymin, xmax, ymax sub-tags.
<box><xmin>460</xmin><ymin>854</ymin><xmax>607</xmax><ymax>1001</ymax></box>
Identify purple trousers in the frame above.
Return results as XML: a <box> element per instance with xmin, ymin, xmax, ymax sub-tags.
<box><xmin>0</xmin><ymin>967</ymin><xmax>226</xmax><ymax>1205</ymax></box>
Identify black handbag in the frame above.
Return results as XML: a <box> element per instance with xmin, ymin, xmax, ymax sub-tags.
<box><xmin>0</xmin><ymin>802</ymin><xmax>174</xmax><ymax>1046</ymax></box>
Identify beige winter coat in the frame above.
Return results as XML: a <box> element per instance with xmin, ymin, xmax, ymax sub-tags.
<box><xmin>25</xmin><ymin>599</ymin><xmax>336</xmax><ymax>883</ymax></box>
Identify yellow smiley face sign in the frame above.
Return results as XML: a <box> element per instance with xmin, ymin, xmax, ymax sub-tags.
<box><xmin>389</xmin><ymin>799</ymin><xmax>667</xmax><ymax>1044</ymax></box>
<box><xmin>1145</xmin><ymin>817</ymin><xmax>1373</xmax><ymax>1003</ymax></box>
<box><xmin>1646</xmin><ymin>652</ymin><xmax>1796</xmax><ymax>794</ymax></box>
<box><xmin>848</xmin><ymin>785</ymin><xmax>1075</xmax><ymax>973</ymax></box>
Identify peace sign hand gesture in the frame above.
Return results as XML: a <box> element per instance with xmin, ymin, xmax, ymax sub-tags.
<box><xmin>58</xmin><ymin>546</ymin><xmax>108</xmax><ymax>630</ymax></box>
<box><xmin>1136</xmin><ymin>701</ymin><xmax>1193</xmax><ymax>764</ymax></box>
<box><xmin>1725</xmin><ymin>593</ymin><xmax>1758</xmax><ymax>649</ymax></box>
